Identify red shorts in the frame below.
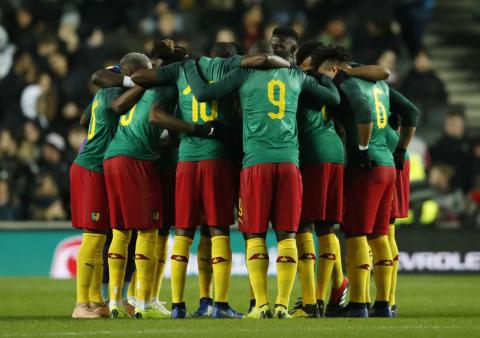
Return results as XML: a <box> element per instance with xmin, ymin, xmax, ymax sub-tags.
<box><xmin>238</xmin><ymin>163</ymin><xmax>302</xmax><ymax>234</ymax></box>
<box><xmin>391</xmin><ymin>160</ymin><xmax>410</xmax><ymax>219</ymax></box>
<box><xmin>341</xmin><ymin>166</ymin><xmax>396</xmax><ymax>235</ymax></box>
<box><xmin>175</xmin><ymin>159</ymin><xmax>235</xmax><ymax>229</ymax></box>
<box><xmin>70</xmin><ymin>163</ymin><xmax>110</xmax><ymax>233</ymax></box>
<box><xmin>301</xmin><ymin>163</ymin><xmax>344</xmax><ymax>223</ymax></box>
<box><xmin>159</xmin><ymin>169</ymin><xmax>175</xmax><ymax>227</ymax></box>
<box><xmin>104</xmin><ymin>156</ymin><xmax>162</xmax><ymax>230</ymax></box>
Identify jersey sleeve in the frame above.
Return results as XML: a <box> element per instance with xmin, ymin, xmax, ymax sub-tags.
<box><xmin>389</xmin><ymin>87</ymin><xmax>420</xmax><ymax>127</ymax></box>
<box><xmin>83</xmin><ymin>102</ymin><xmax>92</xmax><ymax>120</ymax></box>
<box><xmin>218</xmin><ymin>55</ymin><xmax>243</xmax><ymax>73</ymax></box>
<box><xmin>103</xmin><ymin>87</ymin><xmax>124</xmax><ymax>108</ymax></box>
<box><xmin>155</xmin><ymin>63</ymin><xmax>181</xmax><ymax>85</ymax></box>
<box><xmin>184</xmin><ymin>60</ymin><xmax>244</xmax><ymax>101</ymax></box>
<box><xmin>301</xmin><ymin>75</ymin><xmax>340</xmax><ymax>107</ymax></box>
<box><xmin>340</xmin><ymin>78</ymin><xmax>372</xmax><ymax>123</ymax></box>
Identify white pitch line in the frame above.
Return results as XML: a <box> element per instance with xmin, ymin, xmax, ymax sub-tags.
<box><xmin>1</xmin><ymin>325</ymin><xmax>477</xmax><ymax>337</ymax></box>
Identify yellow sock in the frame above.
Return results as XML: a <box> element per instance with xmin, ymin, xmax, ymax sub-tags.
<box><xmin>211</xmin><ymin>236</ymin><xmax>232</xmax><ymax>302</ymax></box>
<box><xmin>76</xmin><ymin>232</ymin><xmax>106</xmax><ymax>304</ymax></box>
<box><xmin>276</xmin><ymin>238</ymin><xmax>298</xmax><ymax>307</ymax></box>
<box><xmin>134</xmin><ymin>230</ymin><xmax>158</xmax><ymax>310</ymax></box>
<box><xmin>388</xmin><ymin>225</ymin><xmax>399</xmax><ymax>306</ymax></box>
<box><xmin>332</xmin><ymin>235</ymin><xmax>345</xmax><ymax>289</ymax></box>
<box><xmin>368</xmin><ymin>235</ymin><xmax>393</xmax><ymax>302</ymax></box>
<box><xmin>108</xmin><ymin>230</ymin><xmax>131</xmax><ymax>305</ymax></box>
<box><xmin>366</xmin><ymin>248</ymin><xmax>373</xmax><ymax>304</ymax></box>
<box><xmin>128</xmin><ymin>272</ymin><xmax>136</xmax><ymax>300</ymax></box>
<box><xmin>88</xmin><ymin>241</ymin><xmax>105</xmax><ymax>303</ymax></box>
<box><xmin>296</xmin><ymin>232</ymin><xmax>316</xmax><ymax>305</ymax></box>
<box><xmin>345</xmin><ymin>236</ymin><xmax>370</xmax><ymax>303</ymax></box>
<box><xmin>246</xmin><ymin>238</ymin><xmax>269</xmax><ymax>307</ymax></box>
<box><xmin>151</xmin><ymin>235</ymin><xmax>168</xmax><ymax>301</ymax></box>
<box><xmin>197</xmin><ymin>235</ymin><xmax>213</xmax><ymax>299</ymax></box>
<box><xmin>171</xmin><ymin>235</ymin><xmax>193</xmax><ymax>303</ymax></box>
<box><xmin>316</xmin><ymin>233</ymin><xmax>336</xmax><ymax>302</ymax></box>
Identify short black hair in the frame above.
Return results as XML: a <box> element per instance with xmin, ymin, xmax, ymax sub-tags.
<box><xmin>210</xmin><ymin>42</ymin><xmax>239</xmax><ymax>58</ymax></box>
<box><xmin>296</xmin><ymin>40</ymin><xmax>324</xmax><ymax>66</ymax></box>
<box><xmin>447</xmin><ymin>104</ymin><xmax>466</xmax><ymax>119</ymax></box>
<box><xmin>272</xmin><ymin>26</ymin><xmax>299</xmax><ymax>42</ymax></box>
<box><xmin>310</xmin><ymin>45</ymin><xmax>351</xmax><ymax>69</ymax></box>
<box><xmin>248</xmin><ymin>40</ymin><xmax>273</xmax><ymax>55</ymax></box>
<box><xmin>171</xmin><ymin>46</ymin><xmax>189</xmax><ymax>63</ymax></box>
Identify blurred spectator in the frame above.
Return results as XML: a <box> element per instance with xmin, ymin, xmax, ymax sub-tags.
<box><xmin>66</xmin><ymin>126</ymin><xmax>87</xmax><ymax>164</ymax></box>
<box><xmin>0</xmin><ymin>179</ymin><xmax>20</xmax><ymax>220</ymax></box>
<box><xmin>430</xmin><ymin>109</ymin><xmax>473</xmax><ymax>192</ymax></box>
<box><xmin>318</xmin><ymin>18</ymin><xmax>352</xmax><ymax>50</ymax></box>
<box><xmin>216</xmin><ymin>28</ymin><xmax>237</xmax><ymax>43</ymax></box>
<box><xmin>0</xmin><ymin>129</ymin><xmax>34</xmax><ymax>219</ymax></box>
<box><xmin>241</xmin><ymin>4</ymin><xmax>263</xmax><ymax>51</ymax></box>
<box><xmin>30</xmin><ymin>173</ymin><xmax>67</xmax><ymax>221</ymax></box>
<box><xmin>400</xmin><ymin>50</ymin><xmax>447</xmax><ymax>114</ymax></box>
<box><xmin>18</xmin><ymin>121</ymin><xmax>43</xmax><ymax>165</ymax></box>
<box><xmin>0</xmin><ymin>25</ymin><xmax>16</xmax><ymax>80</ymax></box>
<box><xmin>377</xmin><ymin>50</ymin><xmax>400</xmax><ymax>87</ymax></box>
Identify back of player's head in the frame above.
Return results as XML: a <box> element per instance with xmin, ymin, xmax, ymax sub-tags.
<box><xmin>310</xmin><ymin>45</ymin><xmax>351</xmax><ymax>70</ymax></box>
<box><xmin>248</xmin><ymin>40</ymin><xmax>273</xmax><ymax>55</ymax></box>
<box><xmin>170</xmin><ymin>46</ymin><xmax>189</xmax><ymax>63</ymax></box>
<box><xmin>272</xmin><ymin>26</ymin><xmax>299</xmax><ymax>42</ymax></box>
<box><xmin>120</xmin><ymin>52</ymin><xmax>152</xmax><ymax>76</ymax></box>
<box><xmin>270</xmin><ymin>26</ymin><xmax>299</xmax><ymax>61</ymax></box>
<box><xmin>151</xmin><ymin>39</ymin><xmax>177</xmax><ymax>63</ymax></box>
<box><xmin>210</xmin><ymin>42</ymin><xmax>239</xmax><ymax>58</ymax></box>
<box><xmin>296</xmin><ymin>40</ymin><xmax>325</xmax><ymax>66</ymax></box>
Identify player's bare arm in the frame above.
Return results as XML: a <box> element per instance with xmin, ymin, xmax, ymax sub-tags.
<box><xmin>346</xmin><ymin>65</ymin><xmax>390</xmax><ymax>81</ymax></box>
<box><xmin>110</xmin><ymin>86</ymin><xmax>145</xmax><ymax>114</ymax></box>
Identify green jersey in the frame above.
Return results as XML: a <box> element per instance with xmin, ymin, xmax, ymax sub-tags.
<box><xmin>338</xmin><ymin>78</ymin><xmax>394</xmax><ymax>167</ymax></box>
<box><xmin>154</xmin><ymin>56</ymin><xmax>242</xmax><ymax>161</ymax></box>
<box><xmin>297</xmin><ymin>91</ymin><xmax>345</xmax><ymax>165</ymax></box>
<box><xmin>183</xmin><ymin>62</ymin><xmax>341</xmax><ymax>167</ymax></box>
<box><xmin>104</xmin><ymin>86</ymin><xmax>177</xmax><ymax>161</ymax></box>
<box><xmin>385</xmin><ymin>125</ymin><xmax>410</xmax><ymax>160</ymax></box>
<box><xmin>75</xmin><ymin>87</ymin><xmax>123</xmax><ymax>172</ymax></box>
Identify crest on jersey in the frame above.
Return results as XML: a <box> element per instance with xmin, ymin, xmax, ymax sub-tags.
<box><xmin>91</xmin><ymin>212</ymin><xmax>100</xmax><ymax>221</ymax></box>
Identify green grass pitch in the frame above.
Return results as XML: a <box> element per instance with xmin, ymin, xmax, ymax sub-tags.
<box><xmin>0</xmin><ymin>275</ymin><xmax>479</xmax><ymax>338</ymax></box>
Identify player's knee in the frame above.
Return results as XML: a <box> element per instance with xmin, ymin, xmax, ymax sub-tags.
<box><xmin>314</xmin><ymin>221</ymin><xmax>334</xmax><ymax>236</ymax></box>
<box><xmin>367</xmin><ymin>233</ymin><xmax>385</xmax><ymax>241</ymax></box>
<box><xmin>275</xmin><ymin>230</ymin><xmax>296</xmax><ymax>241</ymax></box>
<box><xmin>209</xmin><ymin>226</ymin><xmax>230</xmax><ymax>237</ymax></box>
<box><xmin>245</xmin><ymin>232</ymin><xmax>267</xmax><ymax>240</ymax></box>
<box><xmin>175</xmin><ymin>228</ymin><xmax>195</xmax><ymax>239</ymax></box>
<box><xmin>297</xmin><ymin>222</ymin><xmax>313</xmax><ymax>234</ymax></box>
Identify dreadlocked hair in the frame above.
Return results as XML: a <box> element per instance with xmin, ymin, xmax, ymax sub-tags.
<box><xmin>151</xmin><ymin>39</ymin><xmax>175</xmax><ymax>62</ymax></box>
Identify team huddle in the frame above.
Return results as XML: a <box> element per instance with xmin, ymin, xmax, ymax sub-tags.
<box><xmin>70</xmin><ymin>26</ymin><xmax>419</xmax><ymax>320</ymax></box>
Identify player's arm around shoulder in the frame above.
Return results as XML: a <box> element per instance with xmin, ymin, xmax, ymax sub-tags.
<box><xmin>110</xmin><ymin>86</ymin><xmax>144</xmax><ymax>114</ymax></box>
<box><xmin>302</xmin><ymin>71</ymin><xmax>340</xmax><ymax>107</ymax></box>
<box><xmin>184</xmin><ymin>59</ymin><xmax>243</xmax><ymax>102</ymax></box>
<box><xmin>131</xmin><ymin>62</ymin><xmax>181</xmax><ymax>88</ymax></box>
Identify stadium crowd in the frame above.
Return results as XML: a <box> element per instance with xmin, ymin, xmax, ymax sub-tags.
<box><xmin>0</xmin><ymin>0</ymin><xmax>479</xmax><ymax>226</ymax></box>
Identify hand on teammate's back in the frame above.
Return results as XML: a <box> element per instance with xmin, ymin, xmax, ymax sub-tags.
<box><xmin>393</xmin><ymin>147</ymin><xmax>406</xmax><ymax>170</ymax></box>
<box><xmin>355</xmin><ymin>148</ymin><xmax>375</xmax><ymax>169</ymax></box>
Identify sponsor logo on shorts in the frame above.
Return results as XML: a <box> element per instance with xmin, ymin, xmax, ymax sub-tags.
<box><xmin>171</xmin><ymin>255</ymin><xmax>188</xmax><ymax>262</ymax></box>
<box><xmin>108</xmin><ymin>253</ymin><xmax>126</xmax><ymax>260</ymax></box>
<box><xmin>211</xmin><ymin>256</ymin><xmax>229</xmax><ymax>264</ymax></box>
<box><xmin>91</xmin><ymin>212</ymin><xmax>100</xmax><ymax>222</ymax></box>
<box><xmin>276</xmin><ymin>256</ymin><xmax>296</xmax><ymax>263</ymax></box>
<box><xmin>300</xmin><ymin>253</ymin><xmax>316</xmax><ymax>260</ymax></box>
<box><xmin>319</xmin><ymin>253</ymin><xmax>336</xmax><ymax>260</ymax></box>
<box><xmin>135</xmin><ymin>254</ymin><xmax>150</xmax><ymax>260</ymax></box>
<box><xmin>152</xmin><ymin>211</ymin><xmax>160</xmax><ymax>221</ymax></box>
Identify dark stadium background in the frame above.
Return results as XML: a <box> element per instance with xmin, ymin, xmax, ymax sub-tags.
<box><xmin>0</xmin><ymin>0</ymin><xmax>479</xmax><ymax>276</ymax></box>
